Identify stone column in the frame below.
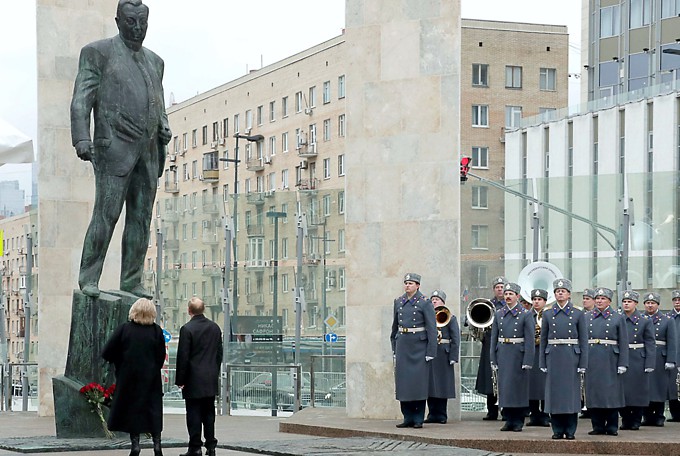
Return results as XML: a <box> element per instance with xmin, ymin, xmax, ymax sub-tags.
<box><xmin>36</xmin><ymin>0</ymin><xmax>117</xmax><ymax>416</ymax></box>
<box><xmin>344</xmin><ymin>1</ymin><xmax>461</xmax><ymax>419</ymax></box>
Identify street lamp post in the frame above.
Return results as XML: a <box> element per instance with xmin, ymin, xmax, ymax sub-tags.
<box><xmin>266</xmin><ymin>210</ymin><xmax>286</xmax><ymax>416</ymax></box>
<box><xmin>219</xmin><ymin>133</ymin><xmax>263</xmax><ymax>339</ymax></box>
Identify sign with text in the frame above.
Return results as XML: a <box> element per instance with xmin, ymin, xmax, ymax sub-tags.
<box><xmin>234</xmin><ymin>316</ymin><xmax>283</xmax><ymax>342</ymax></box>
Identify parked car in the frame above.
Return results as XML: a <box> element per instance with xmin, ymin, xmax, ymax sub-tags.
<box><xmin>233</xmin><ymin>372</ymin><xmax>330</xmax><ymax>411</ymax></box>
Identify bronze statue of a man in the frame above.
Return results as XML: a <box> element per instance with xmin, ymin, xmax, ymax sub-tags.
<box><xmin>70</xmin><ymin>0</ymin><xmax>171</xmax><ymax>298</ymax></box>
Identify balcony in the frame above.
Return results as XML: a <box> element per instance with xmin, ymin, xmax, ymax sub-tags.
<box><xmin>162</xmin><ymin>210</ymin><xmax>179</xmax><ymax>223</ymax></box>
<box><xmin>246</xmin><ymin>259</ymin><xmax>266</xmax><ymax>271</ymax></box>
<box><xmin>164</xmin><ymin>239</ymin><xmax>180</xmax><ymax>251</ymax></box>
<box><xmin>246</xmin><ymin>157</ymin><xmax>265</xmax><ymax>172</ymax></box>
<box><xmin>201</xmin><ymin>169</ymin><xmax>219</xmax><ymax>183</ymax></box>
<box><xmin>202</xmin><ymin>233</ymin><xmax>219</xmax><ymax>245</ymax></box>
<box><xmin>202</xmin><ymin>151</ymin><xmax>220</xmax><ymax>183</ymax></box>
<box><xmin>164</xmin><ymin>180</ymin><xmax>179</xmax><ymax>193</ymax></box>
<box><xmin>296</xmin><ymin>178</ymin><xmax>318</xmax><ymax>190</ymax></box>
<box><xmin>246</xmin><ymin>193</ymin><xmax>265</xmax><ymax>205</ymax></box>
<box><xmin>202</xmin><ymin>266</ymin><xmax>223</xmax><ymax>278</ymax></box>
<box><xmin>203</xmin><ymin>202</ymin><xmax>219</xmax><ymax>214</ymax></box>
<box><xmin>304</xmin><ymin>253</ymin><xmax>322</xmax><ymax>265</ymax></box>
<box><xmin>246</xmin><ymin>224</ymin><xmax>264</xmax><ymax>237</ymax></box>
<box><xmin>297</xmin><ymin>143</ymin><xmax>318</xmax><ymax>158</ymax></box>
<box><xmin>247</xmin><ymin>293</ymin><xmax>264</xmax><ymax>306</ymax></box>
<box><xmin>163</xmin><ymin>269</ymin><xmax>180</xmax><ymax>281</ymax></box>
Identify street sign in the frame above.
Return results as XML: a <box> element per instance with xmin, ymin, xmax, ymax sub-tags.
<box><xmin>324</xmin><ymin>314</ymin><xmax>338</xmax><ymax>329</ymax></box>
<box><xmin>324</xmin><ymin>333</ymin><xmax>338</xmax><ymax>343</ymax></box>
<box><xmin>162</xmin><ymin>329</ymin><xmax>172</xmax><ymax>343</ymax></box>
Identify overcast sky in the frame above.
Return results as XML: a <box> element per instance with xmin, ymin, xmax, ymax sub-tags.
<box><xmin>0</xmin><ymin>0</ymin><xmax>581</xmax><ymax>201</ymax></box>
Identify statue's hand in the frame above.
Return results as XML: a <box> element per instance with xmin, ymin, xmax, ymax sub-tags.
<box><xmin>159</xmin><ymin>125</ymin><xmax>172</xmax><ymax>145</ymax></box>
<box><xmin>75</xmin><ymin>140</ymin><xmax>95</xmax><ymax>168</ymax></box>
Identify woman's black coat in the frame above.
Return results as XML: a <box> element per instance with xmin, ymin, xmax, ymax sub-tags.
<box><xmin>102</xmin><ymin>321</ymin><xmax>166</xmax><ymax>434</ymax></box>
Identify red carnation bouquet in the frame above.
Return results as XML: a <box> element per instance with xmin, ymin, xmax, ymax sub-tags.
<box><xmin>79</xmin><ymin>382</ymin><xmax>116</xmax><ymax>439</ymax></box>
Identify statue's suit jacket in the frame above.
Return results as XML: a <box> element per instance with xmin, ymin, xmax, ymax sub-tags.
<box><xmin>70</xmin><ymin>35</ymin><xmax>168</xmax><ymax>178</ymax></box>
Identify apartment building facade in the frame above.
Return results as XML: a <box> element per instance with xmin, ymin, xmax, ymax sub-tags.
<box><xmin>143</xmin><ymin>20</ymin><xmax>570</xmax><ymax>350</ymax></box>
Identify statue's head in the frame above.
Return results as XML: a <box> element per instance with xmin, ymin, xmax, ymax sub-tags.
<box><xmin>115</xmin><ymin>0</ymin><xmax>149</xmax><ymax>50</ymax></box>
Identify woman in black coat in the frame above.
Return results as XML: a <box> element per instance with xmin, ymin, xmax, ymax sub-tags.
<box><xmin>102</xmin><ymin>298</ymin><xmax>166</xmax><ymax>456</ymax></box>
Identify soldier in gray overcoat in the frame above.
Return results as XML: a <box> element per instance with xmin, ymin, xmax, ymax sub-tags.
<box><xmin>527</xmin><ymin>289</ymin><xmax>549</xmax><ymax>427</ymax></box>
<box><xmin>425</xmin><ymin>290</ymin><xmax>460</xmax><ymax>424</ymax></box>
<box><xmin>585</xmin><ymin>287</ymin><xmax>629</xmax><ymax>436</ymax></box>
<box><xmin>490</xmin><ymin>282</ymin><xmax>534</xmax><ymax>432</ymax></box>
<box><xmin>539</xmin><ymin>278</ymin><xmax>588</xmax><ymax>440</ymax></box>
<box><xmin>619</xmin><ymin>290</ymin><xmax>655</xmax><ymax>431</ymax></box>
<box><xmin>473</xmin><ymin>276</ymin><xmax>506</xmax><ymax>420</ymax></box>
<box><xmin>642</xmin><ymin>292</ymin><xmax>677</xmax><ymax>426</ymax></box>
<box><xmin>668</xmin><ymin>290</ymin><xmax>680</xmax><ymax>421</ymax></box>
<box><xmin>390</xmin><ymin>273</ymin><xmax>438</xmax><ymax>428</ymax></box>
<box><xmin>579</xmin><ymin>288</ymin><xmax>596</xmax><ymax>419</ymax></box>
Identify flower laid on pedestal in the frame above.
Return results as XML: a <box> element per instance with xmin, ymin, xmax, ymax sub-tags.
<box><xmin>79</xmin><ymin>382</ymin><xmax>116</xmax><ymax>439</ymax></box>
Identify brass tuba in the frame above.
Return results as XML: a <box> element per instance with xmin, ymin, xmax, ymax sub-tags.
<box><xmin>435</xmin><ymin>305</ymin><xmax>452</xmax><ymax>342</ymax></box>
<box><xmin>466</xmin><ymin>298</ymin><xmax>495</xmax><ymax>341</ymax></box>
<box><xmin>517</xmin><ymin>261</ymin><xmax>563</xmax><ymax>305</ymax></box>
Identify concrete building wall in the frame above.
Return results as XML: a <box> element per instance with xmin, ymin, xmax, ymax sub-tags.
<box><xmin>36</xmin><ymin>0</ymin><xmax>116</xmax><ymax>416</ymax></box>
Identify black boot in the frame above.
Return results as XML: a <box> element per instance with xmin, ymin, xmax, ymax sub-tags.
<box><xmin>129</xmin><ymin>433</ymin><xmax>141</xmax><ymax>456</ymax></box>
<box><xmin>152</xmin><ymin>433</ymin><xmax>163</xmax><ymax>456</ymax></box>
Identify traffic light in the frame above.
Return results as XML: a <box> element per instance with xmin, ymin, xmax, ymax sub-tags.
<box><xmin>460</xmin><ymin>156</ymin><xmax>471</xmax><ymax>182</ymax></box>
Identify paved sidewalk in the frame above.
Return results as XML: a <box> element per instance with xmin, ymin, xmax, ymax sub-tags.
<box><xmin>0</xmin><ymin>409</ymin><xmax>672</xmax><ymax>455</ymax></box>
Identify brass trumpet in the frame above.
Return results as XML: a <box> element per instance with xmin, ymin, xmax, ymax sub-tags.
<box><xmin>466</xmin><ymin>298</ymin><xmax>495</xmax><ymax>341</ymax></box>
<box><xmin>435</xmin><ymin>305</ymin><xmax>452</xmax><ymax>342</ymax></box>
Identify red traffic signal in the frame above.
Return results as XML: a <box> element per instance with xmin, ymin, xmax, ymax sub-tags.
<box><xmin>460</xmin><ymin>156</ymin><xmax>471</xmax><ymax>182</ymax></box>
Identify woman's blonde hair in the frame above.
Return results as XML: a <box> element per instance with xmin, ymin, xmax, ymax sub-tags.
<box><xmin>129</xmin><ymin>298</ymin><xmax>157</xmax><ymax>325</ymax></box>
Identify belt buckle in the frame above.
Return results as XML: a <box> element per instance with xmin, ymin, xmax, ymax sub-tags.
<box><xmin>401</xmin><ymin>327</ymin><xmax>409</xmax><ymax>334</ymax></box>
<box><xmin>503</xmin><ymin>337</ymin><xmax>510</xmax><ymax>343</ymax></box>
<box><xmin>594</xmin><ymin>339</ymin><xmax>600</xmax><ymax>344</ymax></box>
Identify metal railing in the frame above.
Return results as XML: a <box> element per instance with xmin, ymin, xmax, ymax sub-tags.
<box><xmin>310</xmin><ymin>355</ymin><xmax>345</xmax><ymax>408</ymax></box>
<box><xmin>1</xmin><ymin>362</ymin><xmax>38</xmax><ymax>412</ymax></box>
<box><xmin>225</xmin><ymin>363</ymin><xmax>301</xmax><ymax>416</ymax></box>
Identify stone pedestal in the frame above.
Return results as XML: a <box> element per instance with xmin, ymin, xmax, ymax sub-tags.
<box><xmin>344</xmin><ymin>0</ymin><xmax>461</xmax><ymax>419</ymax></box>
<box><xmin>53</xmin><ymin>290</ymin><xmax>136</xmax><ymax>438</ymax></box>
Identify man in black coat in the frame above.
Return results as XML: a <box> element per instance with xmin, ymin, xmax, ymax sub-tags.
<box><xmin>176</xmin><ymin>297</ymin><xmax>223</xmax><ymax>456</ymax></box>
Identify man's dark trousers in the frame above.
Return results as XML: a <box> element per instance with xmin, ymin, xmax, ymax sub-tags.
<box><xmin>186</xmin><ymin>397</ymin><xmax>217</xmax><ymax>451</ymax></box>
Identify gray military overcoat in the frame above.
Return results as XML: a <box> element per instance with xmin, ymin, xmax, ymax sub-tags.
<box><xmin>490</xmin><ymin>305</ymin><xmax>534</xmax><ymax>408</ymax></box>
<box><xmin>390</xmin><ymin>290</ymin><xmax>437</xmax><ymax>401</ymax></box>
<box><xmin>585</xmin><ymin>307</ymin><xmax>629</xmax><ymax>409</ymax></box>
<box><xmin>539</xmin><ymin>302</ymin><xmax>588</xmax><ymax>414</ymax></box>
<box><xmin>428</xmin><ymin>314</ymin><xmax>460</xmax><ymax>399</ymax></box>
<box><xmin>622</xmin><ymin>310</ymin><xmax>655</xmax><ymax>407</ymax></box>
<box><xmin>646</xmin><ymin>311</ymin><xmax>678</xmax><ymax>402</ymax></box>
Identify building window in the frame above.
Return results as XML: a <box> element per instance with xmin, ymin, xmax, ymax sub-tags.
<box><xmin>245</xmin><ymin>109</ymin><xmax>253</xmax><ymax>131</ymax></box>
<box><xmin>308</xmin><ymin>86</ymin><xmax>316</xmax><ymax>108</ymax></box>
<box><xmin>540</xmin><ymin>68</ymin><xmax>556</xmax><ymax>91</ymax></box>
<box><xmin>323</xmin><ymin>81</ymin><xmax>331</xmax><ymax>104</ymax></box>
<box><xmin>269</xmin><ymin>101</ymin><xmax>276</xmax><ymax>122</ymax></box>
<box><xmin>323</xmin><ymin>158</ymin><xmax>331</xmax><ymax>179</ymax></box>
<box><xmin>269</xmin><ymin>136</ymin><xmax>276</xmax><ymax>156</ymax></box>
<box><xmin>223</xmin><ymin>184</ymin><xmax>229</xmax><ymax>201</ymax></box>
<box><xmin>191</xmin><ymin>129</ymin><xmax>197</xmax><ymax>148</ymax></box>
<box><xmin>173</xmin><ymin>136</ymin><xmax>179</xmax><ymax>153</ymax></box>
<box><xmin>471</xmin><ymin>265</ymin><xmax>488</xmax><ymax>288</ymax></box>
<box><xmin>600</xmin><ymin>5</ymin><xmax>621</xmax><ymax>38</ymax></box>
<box><xmin>630</xmin><ymin>0</ymin><xmax>652</xmax><ymax>28</ymax></box>
<box><xmin>505</xmin><ymin>66</ymin><xmax>522</xmax><ymax>88</ymax></box>
<box><xmin>182</xmin><ymin>133</ymin><xmax>188</xmax><ymax>151</ymax></box>
<box><xmin>323</xmin><ymin>119</ymin><xmax>331</xmax><ymax>141</ymax></box>
<box><xmin>323</xmin><ymin>194</ymin><xmax>331</xmax><ymax>216</ymax></box>
<box><xmin>222</xmin><ymin>150</ymin><xmax>229</xmax><ymax>169</ymax></box>
<box><xmin>234</xmin><ymin>114</ymin><xmax>240</xmax><ymax>134</ymax></box>
<box><xmin>472</xmin><ymin>63</ymin><xmax>488</xmax><ymax>86</ymax></box>
<box><xmin>471</xmin><ymin>225</ymin><xmax>489</xmax><ymax>249</ymax></box>
<box><xmin>282</xmin><ymin>169</ymin><xmax>289</xmax><ymax>189</ymax></box>
<box><xmin>471</xmin><ymin>146</ymin><xmax>489</xmax><ymax>169</ymax></box>
<box><xmin>472</xmin><ymin>186</ymin><xmax>488</xmax><ymax>209</ymax></box>
<box><xmin>295</xmin><ymin>91</ymin><xmax>303</xmax><ymax>113</ymax></box>
<box><xmin>223</xmin><ymin>118</ymin><xmax>229</xmax><ymax>138</ymax></box>
<box><xmin>282</xmin><ymin>238</ymin><xmax>288</xmax><ymax>259</ymax></box>
<box><xmin>505</xmin><ymin>106</ymin><xmax>523</xmax><ymax>128</ymax></box>
<box><xmin>282</xmin><ymin>96</ymin><xmax>288</xmax><ymax>117</ymax></box>
<box><xmin>338</xmin><ymin>191</ymin><xmax>345</xmax><ymax>214</ymax></box>
<box><xmin>212</xmin><ymin>121</ymin><xmax>219</xmax><ymax>141</ymax></box>
<box><xmin>338</xmin><ymin>75</ymin><xmax>346</xmax><ymax>98</ymax></box>
<box><xmin>662</xmin><ymin>0</ymin><xmax>680</xmax><ymax>17</ymax></box>
<box><xmin>338</xmin><ymin>229</ymin><xmax>345</xmax><ymax>252</ymax></box>
<box><xmin>282</xmin><ymin>132</ymin><xmax>289</xmax><ymax>153</ymax></box>
<box><xmin>182</xmin><ymin>163</ymin><xmax>189</xmax><ymax>181</ymax></box>
<box><xmin>202</xmin><ymin>125</ymin><xmax>208</xmax><ymax>145</ymax></box>
<box><xmin>192</xmin><ymin>160</ymin><xmax>198</xmax><ymax>179</ymax></box>
<box><xmin>257</xmin><ymin>105</ymin><xmax>263</xmax><ymax>126</ymax></box>
<box><xmin>338</xmin><ymin>114</ymin><xmax>346</xmax><ymax>137</ymax></box>
<box><xmin>338</xmin><ymin>154</ymin><xmax>345</xmax><ymax>176</ymax></box>
<box><xmin>472</xmin><ymin>105</ymin><xmax>489</xmax><ymax>127</ymax></box>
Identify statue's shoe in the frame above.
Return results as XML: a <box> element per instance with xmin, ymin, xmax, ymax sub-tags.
<box><xmin>122</xmin><ymin>284</ymin><xmax>153</xmax><ymax>299</ymax></box>
<box><xmin>81</xmin><ymin>283</ymin><xmax>101</xmax><ymax>297</ymax></box>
